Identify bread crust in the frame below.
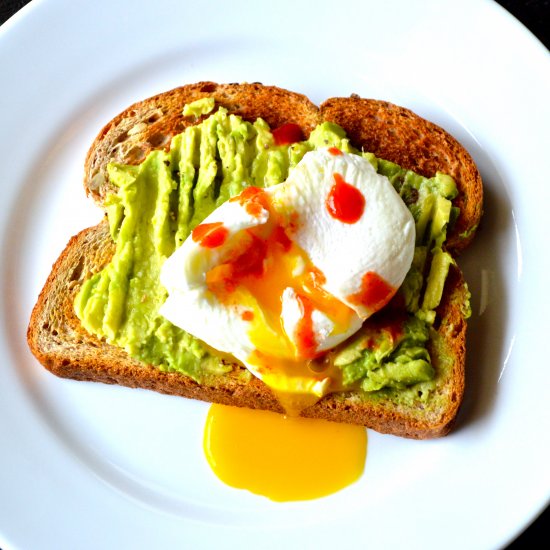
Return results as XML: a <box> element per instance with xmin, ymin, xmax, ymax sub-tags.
<box><xmin>28</xmin><ymin>222</ymin><xmax>466</xmax><ymax>439</ymax></box>
<box><xmin>85</xmin><ymin>82</ymin><xmax>482</xmax><ymax>250</ymax></box>
<box><xmin>85</xmin><ymin>82</ymin><xmax>320</xmax><ymax>204</ymax></box>
<box><xmin>28</xmin><ymin>82</ymin><xmax>479</xmax><ymax>438</ymax></box>
<box><xmin>320</xmin><ymin>97</ymin><xmax>483</xmax><ymax>252</ymax></box>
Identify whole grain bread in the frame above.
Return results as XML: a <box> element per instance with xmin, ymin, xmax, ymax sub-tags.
<box><xmin>84</xmin><ymin>82</ymin><xmax>482</xmax><ymax>250</ymax></box>
<box><xmin>85</xmin><ymin>82</ymin><xmax>320</xmax><ymax>205</ymax></box>
<box><xmin>319</xmin><ymin>97</ymin><xmax>483</xmax><ymax>252</ymax></box>
<box><xmin>27</xmin><ymin>82</ymin><xmax>481</xmax><ymax>438</ymax></box>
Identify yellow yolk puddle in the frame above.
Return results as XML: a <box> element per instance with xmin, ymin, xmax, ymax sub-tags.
<box><xmin>199</xmin><ymin>188</ymin><xmax>368</xmax><ymax>500</ymax></box>
<box><xmin>204</xmin><ymin>404</ymin><xmax>367</xmax><ymax>502</ymax></box>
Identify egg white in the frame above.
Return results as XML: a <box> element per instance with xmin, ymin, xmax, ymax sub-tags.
<box><xmin>159</xmin><ymin>149</ymin><xmax>415</xmax><ymax>395</ymax></box>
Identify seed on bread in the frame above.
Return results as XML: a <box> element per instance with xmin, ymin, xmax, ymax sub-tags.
<box><xmin>28</xmin><ymin>82</ymin><xmax>482</xmax><ymax>438</ymax></box>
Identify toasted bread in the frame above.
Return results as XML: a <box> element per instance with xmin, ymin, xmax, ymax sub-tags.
<box><xmin>27</xmin><ymin>82</ymin><xmax>481</xmax><ymax>439</ymax></box>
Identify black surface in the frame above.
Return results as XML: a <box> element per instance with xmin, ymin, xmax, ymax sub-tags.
<box><xmin>0</xmin><ymin>0</ymin><xmax>28</xmax><ymax>25</ymax></box>
<box><xmin>498</xmin><ymin>0</ymin><xmax>549</xmax><ymax>47</ymax></box>
<box><xmin>0</xmin><ymin>0</ymin><xmax>548</xmax><ymax>549</ymax></box>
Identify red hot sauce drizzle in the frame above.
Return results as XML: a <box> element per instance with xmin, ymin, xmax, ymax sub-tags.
<box><xmin>272</xmin><ymin>225</ymin><xmax>292</xmax><ymax>252</ymax></box>
<box><xmin>230</xmin><ymin>186</ymin><xmax>269</xmax><ymax>218</ymax></box>
<box><xmin>191</xmin><ymin>222</ymin><xmax>229</xmax><ymax>248</ymax></box>
<box><xmin>362</xmin><ymin>292</ymin><xmax>408</xmax><ymax>350</ymax></box>
<box><xmin>202</xmin><ymin>186</ymin><xmax>358</xmax><ymax>373</ymax></box>
<box><xmin>293</xmin><ymin>293</ymin><xmax>318</xmax><ymax>360</ymax></box>
<box><xmin>206</xmin><ymin>231</ymin><xmax>268</xmax><ymax>296</ymax></box>
<box><xmin>327</xmin><ymin>147</ymin><xmax>343</xmax><ymax>156</ymax></box>
<box><xmin>272</xmin><ymin>123</ymin><xmax>304</xmax><ymax>146</ymax></box>
<box><xmin>326</xmin><ymin>173</ymin><xmax>365</xmax><ymax>224</ymax></box>
<box><xmin>241</xmin><ymin>310</ymin><xmax>255</xmax><ymax>322</ymax></box>
<box><xmin>348</xmin><ymin>271</ymin><xmax>396</xmax><ymax>313</ymax></box>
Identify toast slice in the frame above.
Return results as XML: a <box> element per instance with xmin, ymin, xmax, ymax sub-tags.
<box><xmin>85</xmin><ymin>82</ymin><xmax>320</xmax><ymax>205</ymax></box>
<box><xmin>84</xmin><ymin>82</ymin><xmax>482</xmax><ymax>250</ymax></box>
<box><xmin>27</xmin><ymin>82</ymin><xmax>481</xmax><ymax>438</ymax></box>
<box><xmin>28</xmin><ymin>221</ymin><xmax>468</xmax><ymax>438</ymax></box>
<box><xmin>320</xmin><ymin>98</ymin><xmax>482</xmax><ymax>253</ymax></box>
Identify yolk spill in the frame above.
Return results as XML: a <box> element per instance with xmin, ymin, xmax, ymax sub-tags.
<box><xmin>205</xmin><ymin>187</ymin><xmax>357</xmax><ymax>410</ymax></box>
<box><xmin>204</xmin><ymin>404</ymin><xmax>367</xmax><ymax>502</ymax></box>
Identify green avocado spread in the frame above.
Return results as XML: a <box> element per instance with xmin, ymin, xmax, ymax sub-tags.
<box><xmin>75</xmin><ymin>99</ymin><xmax>467</xmax><ymax>401</ymax></box>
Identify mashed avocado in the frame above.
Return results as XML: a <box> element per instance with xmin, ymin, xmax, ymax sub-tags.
<box><xmin>75</xmin><ymin>100</ymin><xmax>462</xmax><ymax>396</ymax></box>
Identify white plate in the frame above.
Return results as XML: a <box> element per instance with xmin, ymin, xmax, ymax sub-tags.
<box><xmin>1</xmin><ymin>0</ymin><xmax>549</xmax><ymax>548</ymax></box>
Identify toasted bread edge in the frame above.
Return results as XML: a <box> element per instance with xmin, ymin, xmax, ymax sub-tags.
<box><xmin>27</xmin><ymin>82</ymin><xmax>478</xmax><ymax>438</ymax></box>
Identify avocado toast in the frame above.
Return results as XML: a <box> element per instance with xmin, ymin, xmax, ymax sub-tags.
<box><xmin>27</xmin><ymin>82</ymin><xmax>482</xmax><ymax>439</ymax></box>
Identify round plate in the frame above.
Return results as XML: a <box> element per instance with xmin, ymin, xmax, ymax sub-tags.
<box><xmin>1</xmin><ymin>0</ymin><xmax>549</xmax><ymax>548</ymax></box>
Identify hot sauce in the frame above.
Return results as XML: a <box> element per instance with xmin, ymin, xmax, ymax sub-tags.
<box><xmin>326</xmin><ymin>173</ymin><xmax>365</xmax><ymax>224</ymax></box>
<box><xmin>272</xmin><ymin>123</ymin><xmax>304</xmax><ymax>146</ymax></box>
<box><xmin>348</xmin><ymin>271</ymin><xmax>395</xmax><ymax>312</ymax></box>
<box><xmin>192</xmin><ymin>222</ymin><xmax>229</xmax><ymax>248</ymax></box>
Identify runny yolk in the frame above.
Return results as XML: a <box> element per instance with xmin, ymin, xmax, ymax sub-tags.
<box><xmin>205</xmin><ymin>187</ymin><xmax>357</xmax><ymax>410</ymax></box>
<box><xmin>192</xmin><ymin>222</ymin><xmax>229</xmax><ymax>248</ymax></box>
<box><xmin>326</xmin><ymin>173</ymin><xmax>366</xmax><ymax>224</ymax></box>
<box><xmin>204</xmin><ymin>404</ymin><xmax>367</xmax><ymax>502</ymax></box>
<box><xmin>201</xmin><ymin>184</ymin><xmax>370</xmax><ymax>502</ymax></box>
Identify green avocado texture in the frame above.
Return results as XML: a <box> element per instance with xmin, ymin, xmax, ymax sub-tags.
<box><xmin>74</xmin><ymin>101</ymin><xmax>463</xmax><ymax>395</ymax></box>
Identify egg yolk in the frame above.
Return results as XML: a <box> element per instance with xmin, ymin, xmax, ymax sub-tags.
<box><xmin>203</xmin><ymin>187</ymin><xmax>358</xmax><ymax>411</ymax></box>
<box><xmin>204</xmin><ymin>404</ymin><xmax>367</xmax><ymax>501</ymax></box>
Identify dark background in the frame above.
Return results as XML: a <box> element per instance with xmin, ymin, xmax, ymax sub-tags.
<box><xmin>1</xmin><ymin>0</ymin><xmax>546</xmax><ymax>47</ymax></box>
<box><xmin>0</xmin><ymin>1</ymin><xmax>548</xmax><ymax>549</ymax></box>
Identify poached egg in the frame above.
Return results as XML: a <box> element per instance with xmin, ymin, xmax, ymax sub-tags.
<box><xmin>160</xmin><ymin>148</ymin><xmax>415</xmax><ymax>411</ymax></box>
